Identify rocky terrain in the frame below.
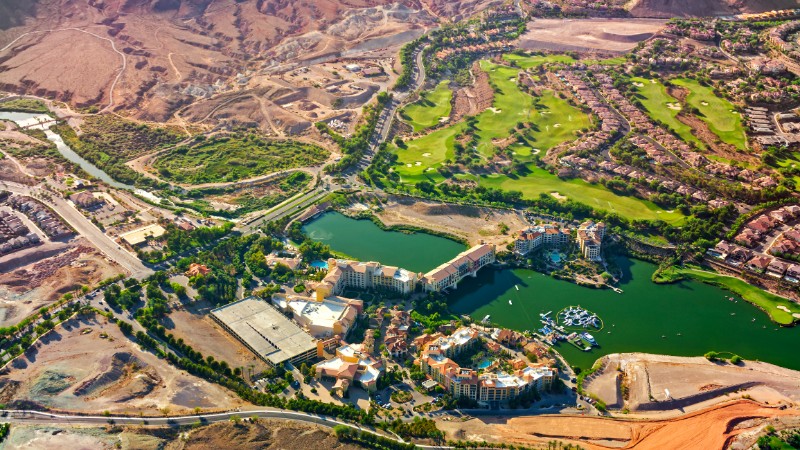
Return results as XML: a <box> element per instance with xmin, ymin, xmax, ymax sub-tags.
<box><xmin>0</xmin><ymin>0</ymin><xmax>500</xmax><ymax>125</ymax></box>
<box><xmin>1</xmin><ymin>420</ymin><xmax>368</xmax><ymax>450</ymax></box>
<box><xmin>0</xmin><ymin>313</ymin><xmax>244</xmax><ymax>414</ymax></box>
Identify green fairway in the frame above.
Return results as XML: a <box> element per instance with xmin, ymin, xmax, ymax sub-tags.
<box><xmin>670</xmin><ymin>268</ymin><xmax>800</xmax><ymax>325</ymax></box>
<box><xmin>392</xmin><ymin>122</ymin><xmax>465</xmax><ymax>183</ymax></box>
<box><xmin>474</xmin><ymin>60</ymin><xmax>591</xmax><ymax>158</ymax></box>
<box><xmin>478</xmin><ymin>164</ymin><xmax>686</xmax><ymax>224</ymax></box>
<box><xmin>399</xmin><ymin>80</ymin><xmax>453</xmax><ymax>132</ymax></box>
<box><xmin>503</xmin><ymin>53</ymin><xmax>576</xmax><ymax>69</ymax></box>
<box><xmin>393</xmin><ymin>59</ymin><xmax>590</xmax><ymax>183</ymax></box>
<box><xmin>671</xmin><ymin>78</ymin><xmax>747</xmax><ymax>151</ymax></box>
<box><xmin>581</xmin><ymin>56</ymin><xmax>627</xmax><ymax>66</ymax></box>
<box><xmin>630</xmin><ymin>77</ymin><xmax>704</xmax><ymax>149</ymax></box>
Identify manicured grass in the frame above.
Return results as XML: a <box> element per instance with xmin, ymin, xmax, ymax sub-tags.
<box><xmin>400</xmin><ymin>80</ymin><xmax>453</xmax><ymax>132</ymax></box>
<box><xmin>153</xmin><ymin>134</ymin><xmax>328</xmax><ymax>184</ymax></box>
<box><xmin>392</xmin><ymin>122</ymin><xmax>465</xmax><ymax>184</ymax></box>
<box><xmin>630</xmin><ymin>77</ymin><xmax>704</xmax><ymax>149</ymax></box>
<box><xmin>503</xmin><ymin>53</ymin><xmax>576</xmax><ymax>69</ymax></box>
<box><xmin>476</xmin><ymin>61</ymin><xmax>591</xmax><ymax>159</ymax></box>
<box><xmin>671</xmin><ymin>78</ymin><xmax>747</xmax><ymax>151</ymax></box>
<box><xmin>581</xmin><ymin>56</ymin><xmax>627</xmax><ymax>66</ymax></box>
<box><xmin>478</xmin><ymin>164</ymin><xmax>686</xmax><ymax>224</ymax></box>
<box><xmin>394</xmin><ymin>60</ymin><xmax>590</xmax><ymax>182</ymax></box>
<box><xmin>677</xmin><ymin>268</ymin><xmax>800</xmax><ymax>325</ymax></box>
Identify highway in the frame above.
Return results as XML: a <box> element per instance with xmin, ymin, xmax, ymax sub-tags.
<box><xmin>0</xmin><ymin>180</ymin><xmax>152</xmax><ymax>279</ymax></box>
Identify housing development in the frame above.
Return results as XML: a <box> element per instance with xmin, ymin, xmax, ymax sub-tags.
<box><xmin>2</xmin><ymin>0</ymin><xmax>800</xmax><ymax>449</ymax></box>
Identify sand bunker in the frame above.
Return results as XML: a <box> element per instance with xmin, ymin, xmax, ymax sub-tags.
<box><xmin>422</xmin><ymin>152</ymin><xmax>432</xmax><ymax>157</ymax></box>
<box><xmin>633</xmin><ymin>82</ymin><xmax>645</xmax><ymax>87</ymax></box>
<box><xmin>406</xmin><ymin>163</ymin><xmax>412</xmax><ymax>167</ymax></box>
<box><xmin>415</xmin><ymin>161</ymin><xmax>422</xmax><ymax>166</ymax></box>
<box><xmin>439</xmin><ymin>117</ymin><xmax>449</xmax><ymax>123</ymax></box>
<box><xmin>489</xmin><ymin>107</ymin><xmax>502</xmax><ymax>113</ymax></box>
<box><xmin>551</xmin><ymin>192</ymin><xmax>568</xmax><ymax>200</ymax></box>
<box><xmin>701</xmin><ymin>101</ymin><xmax>709</xmax><ymax>106</ymax></box>
<box><xmin>554</xmin><ymin>123</ymin><xmax>562</xmax><ymax>128</ymax></box>
<box><xmin>666</xmin><ymin>103</ymin><xmax>682</xmax><ymax>110</ymax></box>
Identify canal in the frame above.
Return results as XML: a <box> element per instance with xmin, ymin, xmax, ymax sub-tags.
<box><xmin>449</xmin><ymin>258</ymin><xmax>800</xmax><ymax>371</ymax></box>
<box><xmin>302</xmin><ymin>212</ymin><xmax>465</xmax><ymax>273</ymax></box>
<box><xmin>0</xmin><ymin>111</ymin><xmax>134</xmax><ymax>190</ymax></box>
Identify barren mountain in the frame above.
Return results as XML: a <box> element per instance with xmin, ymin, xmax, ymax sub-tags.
<box><xmin>0</xmin><ymin>0</ymin><xmax>499</xmax><ymax>122</ymax></box>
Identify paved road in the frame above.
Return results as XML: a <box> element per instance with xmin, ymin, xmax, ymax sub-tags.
<box><xmin>0</xmin><ymin>181</ymin><xmax>152</xmax><ymax>278</ymax></box>
<box><xmin>239</xmin><ymin>185</ymin><xmax>338</xmax><ymax>234</ymax></box>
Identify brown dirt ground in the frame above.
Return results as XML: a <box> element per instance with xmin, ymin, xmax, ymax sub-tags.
<box><xmin>162</xmin><ymin>300</ymin><xmax>269</xmax><ymax>378</ymax></box>
<box><xmin>451</xmin><ymin>61</ymin><xmax>494</xmax><ymax>123</ymax></box>
<box><xmin>518</xmin><ymin>19</ymin><xmax>667</xmax><ymax>54</ymax></box>
<box><xmin>0</xmin><ymin>240</ymin><xmax>122</xmax><ymax>327</ymax></box>
<box><xmin>439</xmin><ymin>400</ymin><xmax>799</xmax><ymax>450</ymax></box>
<box><xmin>0</xmin><ymin>312</ymin><xmax>245</xmax><ymax>415</ymax></box>
<box><xmin>586</xmin><ymin>353</ymin><xmax>800</xmax><ymax>413</ymax></box>
<box><xmin>2</xmin><ymin>419</ymin><xmax>369</xmax><ymax>450</ymax></box>
<box><xmin>175</xmin><ymin>419</ymin><xmax>366</xmax><ymax>450</ymax></box>
<box><xmin>374</xmin><ymin>194</ymin><xmax>528</xmax><ymax>247</ymax></box>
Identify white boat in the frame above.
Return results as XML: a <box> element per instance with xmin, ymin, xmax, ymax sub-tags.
<box><xmin>481</xmin><ymin>315</ymin><xmax>491</xmax><ymax>324</ymax></box>
<box><xmin>515</xmin><ymin>285</ymin><xmax>519</xmax><ymax>291</ymax></box>
<box><xmin>508</xmin><ymin>300</ymin><xmax>513</xmax><ymax>305</ymax></box>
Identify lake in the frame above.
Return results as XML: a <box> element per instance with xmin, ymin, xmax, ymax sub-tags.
<box><xmin>302</xmin><ymin>212</ymin><xmax>466</xmax><ymax>273</ymax></box>
<box><xmin>449</xmin><ymin>258</ymin><xmax>800</xmax><ymax>371</ymax></box>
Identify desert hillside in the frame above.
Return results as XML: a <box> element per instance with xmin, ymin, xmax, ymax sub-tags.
<box><xmin>0</xmin><ymin>0</ymin><xmax>499</xmax><ymax>121</ymax></box>
<box><xmin>627</xmin><ymin>0</ymin><xmax>800</xmax><ymax>18</ymax></box>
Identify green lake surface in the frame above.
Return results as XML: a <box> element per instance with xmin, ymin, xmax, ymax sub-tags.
<box><xmin>303</xmin><ymin>212</ymin><xmax>800</xmax><ymax>371</ymax></box>
<box><xmin>449</xmin><ymin>259</ymin><xmax>800</xmax><ymax>371</ymax></box>
<box><xmin>302</xmin><ymin>212</ymin><xmax>466</xmax><ymax>273</ymax></box>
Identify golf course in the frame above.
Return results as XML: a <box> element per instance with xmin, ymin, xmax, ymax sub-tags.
<box><xmin>400</xmin><ymin>80</ymin><xmax>453</xmax><ymax>132</ymax></box>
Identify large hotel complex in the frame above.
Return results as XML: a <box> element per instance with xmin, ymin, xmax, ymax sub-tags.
<box><xmin>514</xmin><ymin>221</ymin><xmax>606</xmax><ymax>261</ymax></box>
<box><xmin>312</xmin><ymin>243</ymin><xmax>497</xmax><ymax>296</ymax></box>
<box><xmin>417</xmin><ymin>328</ymin><xmax>556</xmax><ymax>405</ymax></box>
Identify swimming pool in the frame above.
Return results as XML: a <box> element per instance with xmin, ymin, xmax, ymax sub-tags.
<box><xmin>477</xmin><ymin>359</ymin><xmax>492</xmax><ymax>370</ymax></box>
<box><xmin>310</xmin><ymin>260</ymin><xmax>328</xmax><ymax>270</ymax></box>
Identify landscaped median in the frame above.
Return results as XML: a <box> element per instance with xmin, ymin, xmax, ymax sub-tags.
<box><xmin>654</xmin><ymin>266</ymin><xmax>800</xmax><ymax>326</ymax></box>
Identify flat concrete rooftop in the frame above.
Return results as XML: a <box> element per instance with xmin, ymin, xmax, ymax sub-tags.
<box><xmin>211</xmin><ymin>296</ymin><xmax>316</xmax><ymax>366</ymax></box>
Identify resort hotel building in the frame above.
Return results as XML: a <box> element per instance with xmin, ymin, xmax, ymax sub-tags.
<box><xmin>421</xmin><ymin>244</ymin><xmax>496</xmax><ymax>292</ymax></box>
<box><xmin>577</xmin><ymin>221</ymin><xmax>605</xmax><ymax>261</ymax></box>
<box><xmin>514</xmin><ymin>224</ymin><xmax>571</xmax><ymax>255</ymax></box>
<box><xmin>313</xmin><ymin>258</ymin><xmax>418</xmax><ymax>299</ymax></box>
<box><xmin>315</xmin><ymin>343</ymin><xmax>384</xmax><ymax>394</ymax></box>
<box><xmin>272</xmin><ymin>293</ymin><xmax>362</xmax><ymax>339</ymax></box>
<box><xmin>418</xmin><ymin>327</ymin><xmax>556</xmax><ymax>406</ymax></box>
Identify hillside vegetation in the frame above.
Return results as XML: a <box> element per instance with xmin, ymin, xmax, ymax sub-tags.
<box><xmin>153</xmin><ymin>134</ymin><xmax>328</xmax><ymax>184</ymax></box>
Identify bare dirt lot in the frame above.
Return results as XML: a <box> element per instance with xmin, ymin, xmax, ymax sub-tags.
<box><xmin>2</xmin><ymin>420</ymin><xmax>368</xmax><ymax>450</ymax></box>
<box><xmin>439</xmin><ymin>400</ymin><xmax>800</xmax><ymax>449</ymax></box>
<box><xmin>373</xmin><ymin>195</ymin><xmax>529</xmax><ymax>247</ymax></box>
<box><xmin>586</xmin><ymin>353</ymin><xmax>800</xmax><ymax>413</ymax></box>
<box><xmin>163</xmin><ymin>300</ymin><xmax>269</xmax><ymax>378</ymax></box>
<box><xmin>518</xmin><ymin>19</ymin><xmax>667</xmax><ymax>54</ymax></box>
<box><xmin>0</xmin><ymin>240</ymin><xmax>122</xmax><ymax>327</ymax></box>
<box><xmin>0</xmin><ymin>312</ymin><xmax>244</xmax><ymax>415</ymax></box>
